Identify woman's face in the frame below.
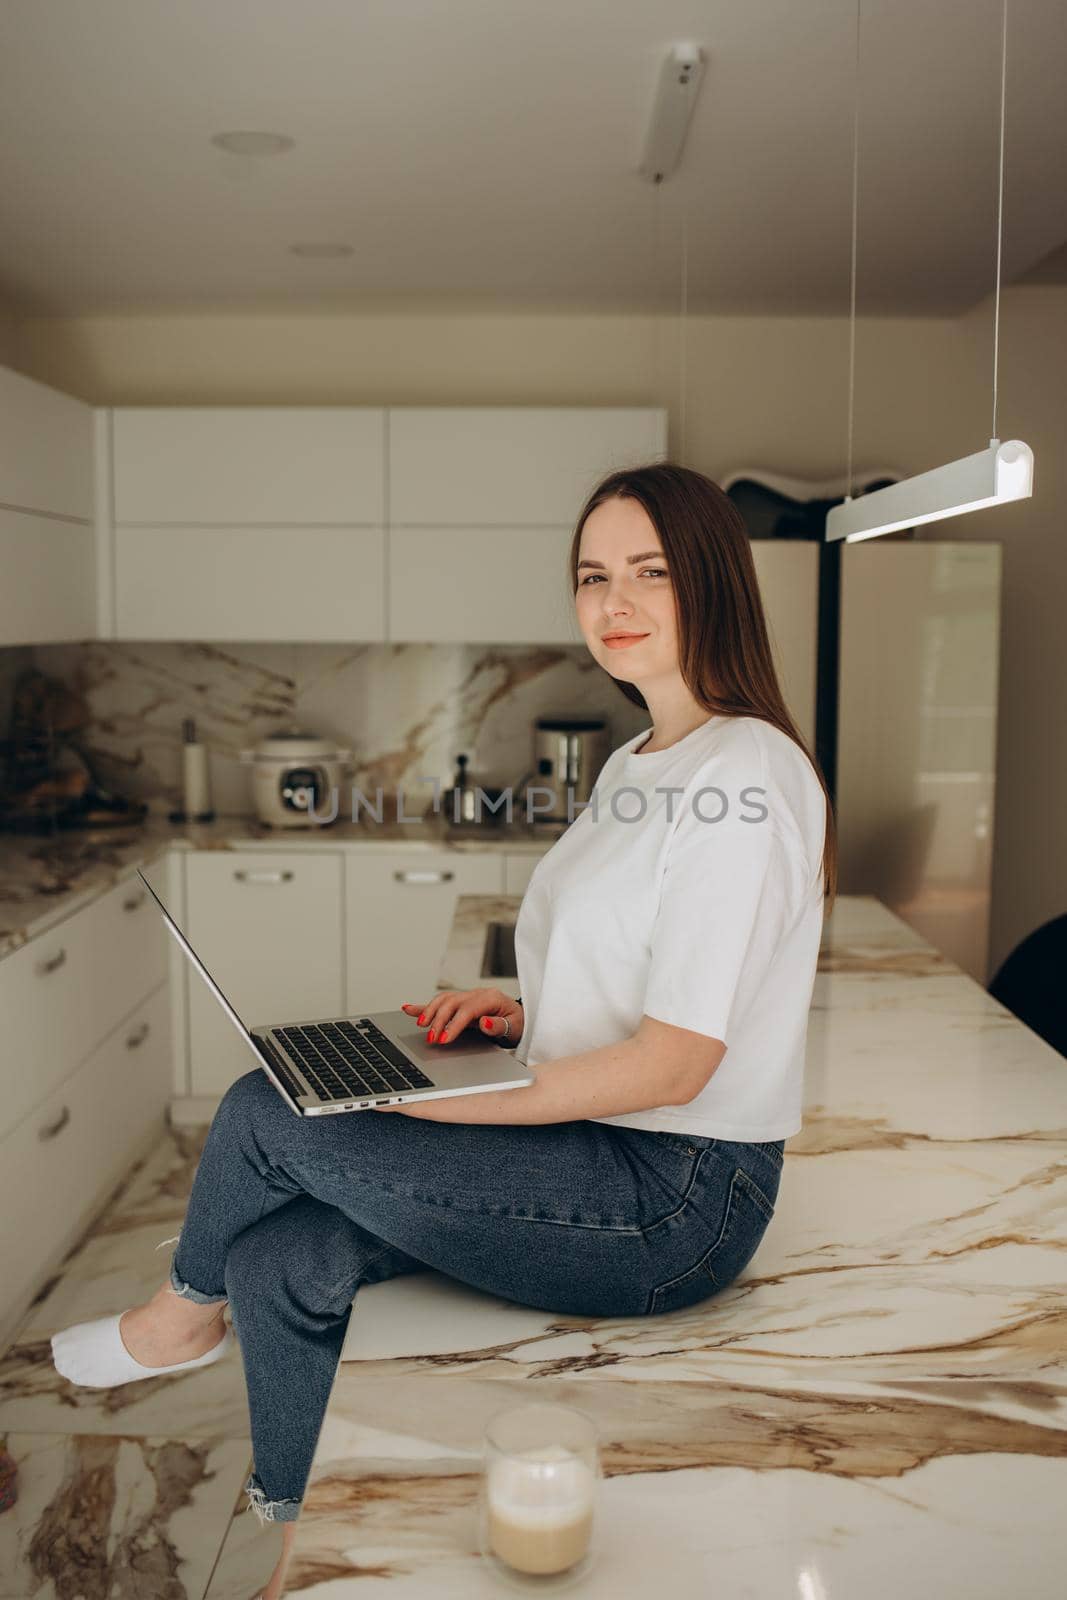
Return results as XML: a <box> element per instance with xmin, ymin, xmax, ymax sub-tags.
<box><xmin>575</xmin><ymin>497</ymin><xmax>679</xmax><ymax>684</ymax></box>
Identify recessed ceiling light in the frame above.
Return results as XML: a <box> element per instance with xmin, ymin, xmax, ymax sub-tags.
<box><xmin>210</xmin><ymin>131</ymin><xmax>295</xmax><ymax>156</ymax></box>
<box><xmin>290</xmin><ymin>242</ymin><xmax>354</xmax><ymax>258</ymax></box>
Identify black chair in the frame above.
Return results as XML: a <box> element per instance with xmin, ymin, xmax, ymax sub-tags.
<box><xmin>988</xmin><ymin>914</ymin><xmax>1067</xmax><ymax>1059</ymax></box>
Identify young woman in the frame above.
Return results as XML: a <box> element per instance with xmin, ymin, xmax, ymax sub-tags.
<box><xmin>52</xmin><ymin>461</ymin><xmax>836</xmax><ymax>1600</ymax></box>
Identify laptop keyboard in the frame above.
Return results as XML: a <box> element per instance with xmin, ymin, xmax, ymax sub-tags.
<box><xmin>273</xmin><ymin>1018</ymin><xmax>435</xmax><ymax>1102</ymax></box>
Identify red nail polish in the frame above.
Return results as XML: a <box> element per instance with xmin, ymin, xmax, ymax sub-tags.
<box><xmin>428</xmin><ymin>1030</ymin><xmax>436</xmax><ymax>1042</ymax></box>
<box><xmin>439</xmin><ymin>1031</ymin><xmax>449</xmax><ymax>1043</ymax></box>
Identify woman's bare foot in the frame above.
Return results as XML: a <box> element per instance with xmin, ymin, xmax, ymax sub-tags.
<box><xmin>118</xmin><ymin>1278</ymin><xmax>229</xmax><ymax>1368</ymax></box>
<box><xmin>259</xmin><ymin>1522</ymin><xmax>297</xmax><ymax>1600</ymax></box>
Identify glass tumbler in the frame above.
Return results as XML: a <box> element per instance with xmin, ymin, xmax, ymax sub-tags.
<box><xmin>478</xmin><ymin>1401</ymin><xmax>600</xmax><ymax>1591</ymax></box>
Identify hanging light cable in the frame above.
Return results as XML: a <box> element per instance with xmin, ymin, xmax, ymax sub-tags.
<box><xmin>679</xmin><ymin>206</ymin><xmax>689</xmax><ymax>465</ymax></box>
<box><xmin>844</xmin><ymin>0</ymin><xmax>861</xmax><ymax>503</ymax></box>
<box><xmin>641</xmin><ymin>42</ymin><xmax>703</xmax><ymax>467</ymax></box>
<box><xmin>825</xmin><ymin>0</ymin><xmax>1032</xmax><ymax>544</ymax></box>
<box><xmin>990</xmin><ymin>0</ymin><xmax>1008</xmax><ymax>444</ymax></box>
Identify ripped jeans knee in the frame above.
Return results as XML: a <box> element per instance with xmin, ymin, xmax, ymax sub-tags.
<box><xmin>245</xmin><ymin>1470</ymin><xmax>302</xmax><ymax>1526</ymax></box>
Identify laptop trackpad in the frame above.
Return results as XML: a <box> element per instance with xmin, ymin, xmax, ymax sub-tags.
<box><xmin>371</xmin><ymin>1009</ymin><xmax>502</xmax><ymax>1061</ymax></box>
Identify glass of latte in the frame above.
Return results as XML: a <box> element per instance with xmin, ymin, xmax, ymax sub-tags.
<box><xmin>478</xmin><ymin>1402</ymin><xmax>600</xmax><ymax>1590</ymax></box>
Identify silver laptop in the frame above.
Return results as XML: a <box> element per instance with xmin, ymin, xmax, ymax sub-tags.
<box><xmin>136</xmin><ymin>868</ymin><xmax>534</xmax><ymax>1117</ymax></box>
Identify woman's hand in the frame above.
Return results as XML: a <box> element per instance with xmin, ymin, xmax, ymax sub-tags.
<box><xmin>399</xmin><ymin>987</ymin><xmax>524</xmax><ymax>1048</ymax></box>
<box><xmin>370</xmin><ymin>989</ymin><xmax>525</xmax><ymax>1116</ymax></box>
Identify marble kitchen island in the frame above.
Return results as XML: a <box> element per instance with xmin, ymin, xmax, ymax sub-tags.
<box><xmin>230</xmin><ymin>893</ymin><xmax>1067</xmax><ymax>1598</ymax></box>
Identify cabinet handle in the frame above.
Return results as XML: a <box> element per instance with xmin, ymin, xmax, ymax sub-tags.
<box><xmin>36</xmin><ymin>947</ymin><xmax>67</xmax><ymax>977</ymax></box>
<box><xmin>123</xmin><ymin>889</ymin><xmax>146</xmax><ymax>911</ymax></box>
<box><xmin>38</xmin><ymin>1106</ymin><xmax>71</xmax><ymax>1142</ymax></box>
<box><xmin>126</xmin><ymin>1021</ymin><xmax>151</xmax><ymax>1050</ymax></box>
<box><xmin>393</xmin><ymin>870</ymin><xmax>455</xmax><ymax>884</ymax></box>
<box><xmin>233</xmin><ymin>870</ymin><xmax>295</xmax><ymax>884</ymax></box>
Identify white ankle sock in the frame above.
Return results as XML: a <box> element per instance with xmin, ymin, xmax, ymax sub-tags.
<box><xmin>51</xmin><ymin>1312</ymin><xmax>231</xmax><ymax>1388</ymax></box>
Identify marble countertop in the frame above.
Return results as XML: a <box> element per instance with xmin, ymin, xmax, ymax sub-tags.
<box><xmin>436</xmin><ymin>891</ymin><xmax>524</xmax><ymax>996</ymax></box>
<box><xmin>286</xmin><ymin>893</ymin><xmax>1067</xmax><ymax>1597</ymax></box>
<box><xmin>0</xmin><ymin>806</ymin><xmax>555</xmax><ymax>961</ymax></box>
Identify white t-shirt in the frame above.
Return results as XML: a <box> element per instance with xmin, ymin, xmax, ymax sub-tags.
<box><xmin>512</xmin><ymin>714</ymin><xmax>827</xmax><ymax>1141</ymax></box>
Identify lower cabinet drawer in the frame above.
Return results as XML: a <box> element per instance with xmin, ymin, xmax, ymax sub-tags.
<box><xmin>185</xmin><ymin>849</ymin><xmax>344</xmax><ymax>1097</ymax></box>
<box><xmin>88</xmin><ymin>868</ymin><xmax>170</xmax><ymax>1029</ymax></box>
<box><xmin>0</xmin><ymin>981</ymin><xmax>172</xmax><ymax>1336</ymax></box>
<box><xmin>0</xmin><ymin>867</ymin><xmax>168</xmax><ymax>1142</ymax></box>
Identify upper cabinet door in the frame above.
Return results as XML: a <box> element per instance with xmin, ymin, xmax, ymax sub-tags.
<box><xmin>112</xmin><ymin>407</ymin><xmax>385</xmax><ymax>525</ymax></box>
<box><xmin>0</xmin><ymin>364</ymin><xmax>93</xmax><ymax>521</ymax></box>
<box><xmin>114</xmin><ymin>525</ymin><xmax>387</xmax><ymax>642</ymax></box>
<box><xmin>389</xmin><ymin>526</ymin><xmax>584</xmax><ymax>644</ymax></box>
<box><xmin>388</xmin><ymin>407</ymin><xmax>667</xmax><ymax>525</ymax></box>
<box><xmin>0</xmin><ymin>510</ymin><xmax>96</xmax><ymax>645</ymax></box>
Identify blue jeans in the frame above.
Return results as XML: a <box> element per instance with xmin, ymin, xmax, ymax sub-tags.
<box><xmin>164</xmin><ymin>1068</ymin><xmax>784</xmax><ymax>1524</ymax></box>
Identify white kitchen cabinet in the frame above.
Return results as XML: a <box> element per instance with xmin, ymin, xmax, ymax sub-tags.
<box><xmin>113</xmin><ymin>523</ymin><xmax>386</xmax><ymax>642</ymax></box>
<box><xmin>388</xmin><ymin>407</ymin><xmax>667</xmax><ymax>525</ymax></box>
<box><xmin>100</xmin><ymin>403</ymin><xmax>667</xmax><ymax>643</ymax></box>
<box><xmin>0</xmin><ymin>507</ymin><xmax>96</xmax><ymax>644</ymax></box>
<box><xmin>389</xmin><ymin>525</ymin><xmax>583</xmax><ymax>644</ymax></box>
<box><xmin>0</xmin><ymin>869</ymin><xmax>167</xmax><ymax>1143</ymax></box>
<box><xmin>0</xmin><ymin>980</ymin><xmax>171</xmax><ymax>1347</ymax></box>
<box><xmin>0</xmin><ymin>363</ymin><xmax>94</xmax><ymax>644</ymax></box>
<box><xmin>111</xmin><ymin>407</ymin><xmax>385</xmax><ymax>525</ymax></box>
<box><xmin>346</xmin><ymin>850</ymin><xmax>504</xmax><ymax>1014</ymax></box>
<box><xmin>183</xmin><ymin>850</ymin><xmax>345</xmax><ymax>1095</ymax></box>
<box><xmin>0</xmin><ymin>363</ymin><xmax>93</xmax><ymax>521</ymax></box>
<box><xmin>0</xmin><ymin>859</ymin><xmax>171</xmax><ymax>1344</ymax></box>
<box><xmin>386</xmin><ymin>406</ymin><xmax>665</xmax><ymax>643</ymax></box>
<box><xmin>105</xmin><ymin>406</ymin><xmax>388</xmax><ymax>642</ymax></box>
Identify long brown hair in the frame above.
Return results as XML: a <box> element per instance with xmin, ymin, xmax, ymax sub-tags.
<box><xmin>569</xmin><ymin>461</ymin><xmax>838</xmax><ymax>907</ymax></box>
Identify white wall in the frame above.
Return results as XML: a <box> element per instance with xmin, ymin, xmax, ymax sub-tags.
<box><xmin>6</xmin><ymin>286</ymin><xmax>1065</xmax><ymax>976</ymax></box>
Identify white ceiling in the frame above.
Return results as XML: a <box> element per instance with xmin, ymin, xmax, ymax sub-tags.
<box><xmin>1</xmin><ymin>0</ymin><xmax>1064</xmax><ymax>318</ymax></box>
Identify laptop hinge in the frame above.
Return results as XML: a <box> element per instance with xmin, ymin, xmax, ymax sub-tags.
<box><xmin>252</xmin><ymin>1032</ymin><xmax>311</xmax><ymax>1105</ymax></box>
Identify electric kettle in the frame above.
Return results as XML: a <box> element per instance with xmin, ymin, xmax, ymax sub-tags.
<box><xmin>527</xmin><ymin>716</ymin><xmax>611</xmax><ymax>821</ymax></box>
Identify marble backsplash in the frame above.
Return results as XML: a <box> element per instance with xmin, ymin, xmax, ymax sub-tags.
<box><xmin>0</xmin><ymin>646</ymin><xmax>33</xmax><ymax>737</ymax></box>
<box><xmin>3</xmin><ymin>641</ymin><xmax>648</xmax><ymax>820</ymax></box>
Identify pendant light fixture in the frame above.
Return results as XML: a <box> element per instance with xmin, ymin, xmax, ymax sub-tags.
<box><xmin>825</xmin><ymin>0</ymin><xmax>1033</xmax><ymax>544</ymax></box>
<box><xmin>640</xmin><ymin>44</ymin><xmax>706</xmax><ymax>185</ymax></box>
